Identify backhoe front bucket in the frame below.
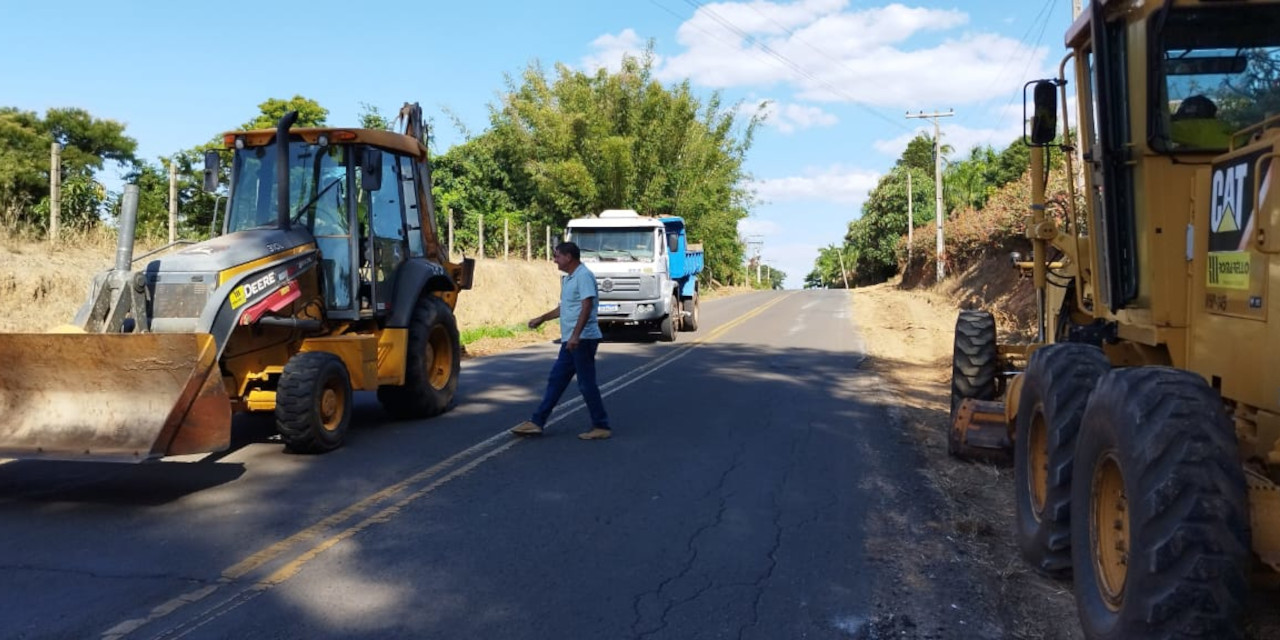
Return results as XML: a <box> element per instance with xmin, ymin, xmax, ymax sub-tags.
<box><xmin>0</xmin><ymin>333</ymin><xmax>232</xmax><ymax>462</ymax></box>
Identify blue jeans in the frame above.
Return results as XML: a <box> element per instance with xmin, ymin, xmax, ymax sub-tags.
<box><xmin>532</xmin><ymin>339</ymin><xmax>609</xmax><ymax>430</ymax></box>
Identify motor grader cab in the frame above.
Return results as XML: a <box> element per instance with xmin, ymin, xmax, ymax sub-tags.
<box><xmin>948</xmin><ymin>1</ymin><xmax>1280</xmax><ymax>637</ymax></box>
<box><xmin>0</xmin><ymin>103</ymin><xmax>474</xmax><ymax>461</ymax></box>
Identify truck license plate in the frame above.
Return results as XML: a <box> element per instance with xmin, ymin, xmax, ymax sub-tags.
<box><xmin>599</xmin><ymin>303</ymin><xmax>619</xmax><ymax>313</ymax></box>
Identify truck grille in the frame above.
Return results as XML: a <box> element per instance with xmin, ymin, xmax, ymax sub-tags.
<box><xmin>598</xmin><ymin>276</ymin><xmax>641</xmax><ymax>293</ymax></box>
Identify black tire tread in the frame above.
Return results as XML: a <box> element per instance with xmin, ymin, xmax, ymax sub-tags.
<box><xmin>951</xmin><ymin>310</ymin><xmax>998</xmax><ymax>417</ymax></box>
<box><xmin>378</xmin><ymin>295</ymin><xmax>461</xmax><ymax>419</ymax></box>
<box><xmin>1014</xmin><ymin>343</ymin><xmax>1108</xmax><ymax>578</ymax></box>
<box><xmin>1073</xmin><ymin>367</ymin><xmax>1249</xmax><ymax>640</ymax></box>
<box><xmin>276</xmin><ymin>351</ymin><xmax>350</xmax><ymax>454</ymax></box>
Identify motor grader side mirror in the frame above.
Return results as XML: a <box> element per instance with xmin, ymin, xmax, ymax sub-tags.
<box><xmin>360</xmin><ymin>147</ymin><xmax>383</xmax><ymax>192</ymax></box>
<box><xmin>1026</xmin><ymin>80</ymin><xmax>1059</xmax><ymax>146</ymax></box>
<box><xmin>203</xmin><ymin>150</ymin><xmax>220</xmax><ymax>192</ymax></box>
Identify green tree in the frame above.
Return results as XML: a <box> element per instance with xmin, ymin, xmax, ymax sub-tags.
<box><xmin>435</xmin><ymin>49</ymin><xmax>762</xmax><ymax>281</ymax></box>
<box><xmin>239</xmin><ymin>95</ymin><xmax>329</xmax><ymax>130</ymax></box>
<box><xmin>0</xmin><ymin>107</ymin><xmax>137</xmax><ymax>233</ymax></box>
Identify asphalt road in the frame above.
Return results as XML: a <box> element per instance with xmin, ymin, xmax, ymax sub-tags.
<box><xmin>0</xmin><ymin>290</ymin><xmax>1002</xmax><ymax>639</ymax></box>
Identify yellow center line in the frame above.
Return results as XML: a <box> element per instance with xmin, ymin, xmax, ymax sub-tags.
<box><xmin>104</xmin><ymin>291</ymin><xmax>793</xmax><ymax>639</ymax></box>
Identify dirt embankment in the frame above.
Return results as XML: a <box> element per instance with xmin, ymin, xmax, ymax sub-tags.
<box><xmin>851</xmin><ymin>255</ymin><xmax>1084</xmax><ymax>639</ymax></box>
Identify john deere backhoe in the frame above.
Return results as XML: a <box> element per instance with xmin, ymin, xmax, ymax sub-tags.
<box><xmin>0</xmin><ymin>103</ymin><xmax>473</xmax><ymax>461</ymax></box>
<box><xmin>948</xmin><ymin>1</ymin><xmax>1280</xmax><ymax>637</ymax></box>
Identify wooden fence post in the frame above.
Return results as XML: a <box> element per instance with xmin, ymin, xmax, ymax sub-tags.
<box><xmin>49</xmin><ymin>143</ymin><xmax>61</xmax><ymax>242</ymax></box>
<box><xmin>168</xmin><ymin>159</ymin><xmax>178</xmax><ymax>243</ymax></box>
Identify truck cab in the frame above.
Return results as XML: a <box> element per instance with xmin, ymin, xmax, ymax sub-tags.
<box><xmin>566</xmin><ymin>209</ymin><xmax>702</xmax><ymax>341</ymax></box>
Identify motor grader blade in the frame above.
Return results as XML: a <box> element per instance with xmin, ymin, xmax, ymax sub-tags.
<box><xmin>949</xmin><ymin>397</ymin><xmax>1012</xmax><ymax>462</ymax></box>
<box><xmin>0</xmin><ymin>333</ymin><xmax>231</xmax><ymax>462</ymax></box>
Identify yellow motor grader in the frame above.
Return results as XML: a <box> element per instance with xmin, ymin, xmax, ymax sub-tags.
<box><xmin>0</xmin><ymin>104</ymin><xmax>473</xmax><ymax>461</ymax></box>
<box><xmin>949</xmin><ymin>1</ymin><xmax>1280</xmax><ymax>637</ymax></box>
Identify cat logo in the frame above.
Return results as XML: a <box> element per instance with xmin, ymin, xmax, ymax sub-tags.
<box><xmin>1211</xmin><ymin>161</ymin><xmax>1248</xmax><ymax>234</ymax></box>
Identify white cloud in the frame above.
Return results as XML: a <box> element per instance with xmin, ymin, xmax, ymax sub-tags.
<box><xmin>580</xmin><ymin>28</ymin><xmax>659</xmax><ymax>73</ymax></box>
<box><xmin>746</xmin><ymin>99</ymin><xmax>839</xmax><ymax>133</ymax></box>
<box><xmin>738</xmin><ymin>218</ymin><xmax>782</xmax><ymax>237</ymax></box>
<box><xmin>751</xmin><ymin>165</ymin><xmax>880</xmax><ymax>206</ymax></box>
<box><xmin>641</xmin><ymin>2</ymin><xmax>1048</xmax><ymax>110</ymax></box>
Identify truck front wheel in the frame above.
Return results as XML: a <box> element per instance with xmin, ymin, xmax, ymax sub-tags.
<box><xmin>659</xmin><ymin>295</ymin><xmax>678</xmax><ymax>342</ymax></box>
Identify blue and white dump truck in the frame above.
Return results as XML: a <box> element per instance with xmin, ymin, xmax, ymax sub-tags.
<box><xmin>566</xmin><ymin>209</ymin><xmax>704</xmax><ymax>341</ymax></box>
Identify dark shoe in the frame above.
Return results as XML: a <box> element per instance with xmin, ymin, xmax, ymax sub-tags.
<box><xmin>578</xmin><ymin>428</ymin><xmax>611</xmax><ymax>440</ymax></box>
<box><xmin>511</xmin><ymin>421</ymin><xmax>543</xmax><ymax>436</ymax></box>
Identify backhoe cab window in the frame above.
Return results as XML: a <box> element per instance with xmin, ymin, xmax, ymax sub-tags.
<box><xmin>1155</xmin><ymin>6</ymin><xmax>1280</xmax><ymax>151</ymax></box>
<box><xmin>225</xmin><ymin>141</ymin><xmax>348</xmax><ymax>234</ymax></box>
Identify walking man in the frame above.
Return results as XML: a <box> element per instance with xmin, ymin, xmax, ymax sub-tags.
<box><xmin>511</xmin><ymin>242</ymin><xmax>611</xmax><ymax>440</ymax></box>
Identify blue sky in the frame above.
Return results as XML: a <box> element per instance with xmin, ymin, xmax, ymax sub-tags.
<box><xmin>3</xmin><ymin>0</ymin><xmax>1077</xmax><ymax>287</ymax></box>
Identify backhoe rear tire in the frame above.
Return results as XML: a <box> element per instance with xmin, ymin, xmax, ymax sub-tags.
<box><xmin>378</xmin><ymin>295</ymin><xmax>461</xmax><ymax>419</ymax></box>
<box><xmin>276</xmin><ymin>351</ymin><xmax>352</xmax><ymax>454</ymax></box>
<box><xmin>1071</xmin><ymin>367</ymin><xmax>1249</xmax><ymax>640</ymax></box>
<box><xmin>1014</xmin><ymin>343</ymin><xmax>1108</xmax><ymax>578</ymax></box>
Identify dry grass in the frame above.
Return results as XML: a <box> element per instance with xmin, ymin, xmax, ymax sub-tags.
<box><xmin>0</xmin><ymin>234</ymin><xmax>564</xmax><ymax>334</ymax></box>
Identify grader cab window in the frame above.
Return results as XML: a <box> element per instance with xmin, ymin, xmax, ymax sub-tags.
<box><xmin>1154</xmin><ymin>5</ymin><xmax>1280</xmax><ymax>151</ymax></box>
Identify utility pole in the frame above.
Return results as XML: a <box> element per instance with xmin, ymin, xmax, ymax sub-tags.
<box><xmin>906</xmin><ymin>171</ymin><xmax>913</xmax><ymax>265</ymax></box>
<box><xmin>746</xmin><ymin>234</ymin><xmax>764</xmax><ymax>285</ymax></box>
<box><xmin>836</xmin><ymin>249</ymin><xmax>850</xmax><ymax>289</ymax></box>
<box><xmin>906</xmin><ymin>109</ymin><xmax>954</xmax><ymax>283</ymax></box>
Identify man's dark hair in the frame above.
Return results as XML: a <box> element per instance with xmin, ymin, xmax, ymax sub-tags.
<box><xmin>1173</xmin><ymin>94</ymin><xmax>1218</xmax><ymax>120</ymax></box>
<box><xmin>554</xmin><ymin>241</ymin><xmax>581</xmax><ymax>261</ymax></box>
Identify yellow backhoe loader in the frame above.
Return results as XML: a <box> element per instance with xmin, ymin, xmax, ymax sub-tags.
<box><xmin>0</xmin><ymin>103</ymin><xmax>473</xmax><ymax>462</ymax></box>
<box><xmin>949</xmin><ymin>1</ymin><xmax>1280</xmax><ymax>637</ymax></box>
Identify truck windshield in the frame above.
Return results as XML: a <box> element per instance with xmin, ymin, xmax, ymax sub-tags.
<box><xmin>1154</xmin><ymin>5</ymin><xmax>1280</xmax><ymax>151</ymax></box>
<box><xmin>225</xmin><ymin>140</ymin><xmax>348</xmax><ymax>234</ymax></box>
<box><xmin>573</xmin><ymin>228</ymin><xmax>655</xmax><ymax>261</ymax></box>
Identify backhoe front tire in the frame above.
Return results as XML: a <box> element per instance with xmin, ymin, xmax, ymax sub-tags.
<box><xmin>378</xmin><ymin>295</ymin><xmax>461</xmax><ymax>419</ymax></box>
<box><xmin>276</xmin><ymin>351</ymin><xmax>352</xmax><ymax>454</ymax></box>
<box><xmin>1014</xmin><ymin>343</ymin><xmax>1109</xmax><ymax>578</ymax></box>
<box><xmin>1071</xmin><ymin>367</ymin><xmax>1249</xmax><ymax>640</ymax></box>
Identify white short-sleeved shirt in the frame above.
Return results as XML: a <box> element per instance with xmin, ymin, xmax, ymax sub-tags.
<box><xmin>560</xmin><ymin>263</ymin><xmax>602</xmax><ymax>342</ymax></box>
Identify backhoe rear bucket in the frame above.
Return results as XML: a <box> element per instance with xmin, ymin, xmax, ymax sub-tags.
<box><xmin>0</xmin><ymin>333</ymin><xmax>231</xmax><ymax>462</ymax></box>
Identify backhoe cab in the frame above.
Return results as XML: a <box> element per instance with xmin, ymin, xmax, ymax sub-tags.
<box><xmin>947</xmin><ymin>1</ymin><xmax>1280</xmax><ymax>637</ymax></box>
<box><xmin>0</xmin><ymin>103</ymin><xmax>473</xmax><ymax>461</ymax></box>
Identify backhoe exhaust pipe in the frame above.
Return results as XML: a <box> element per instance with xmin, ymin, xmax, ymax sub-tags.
<box><xmin>275</xmin><ymin>110</ymin><xmax>299</xmax><ymax>231</ymax></box>
<box><xmin>114</xmin><ymin>184</ymin><xmax>139</xmax><ymax>271</ymax></box>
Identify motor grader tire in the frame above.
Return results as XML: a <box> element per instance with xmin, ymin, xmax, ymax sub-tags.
<box><xmin>951</xmin><ymin>310</ymin><xmax>998</xmax><ymax>417</ymax></box>
<box><xmin>276</xmin><ymin>351</ymin><xmax>352</xmax><ymax>453</ymax></box>
<box><xmin>681</xmin><ymin>294</ymin><xmax>700</xmax><ymax>332</ymax></box>
<box><xmin>659</xmin><ymin>296</ymin><xmax>678</xmax><ymax>342</ymax></box>
<box><xmin>378</xmin><ymin>295</ymin><xmax>461</xmax><ymax>419</ymax></box>
<box><xmin>1014</xmin><ymin>343</ymin><xmax>1108</xmax><ymax>579</ymax></box>
<box><xmin>1070</xmin><ymin>367</ymin><xmax>1249</xmax><ymax>640</ymax></box>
